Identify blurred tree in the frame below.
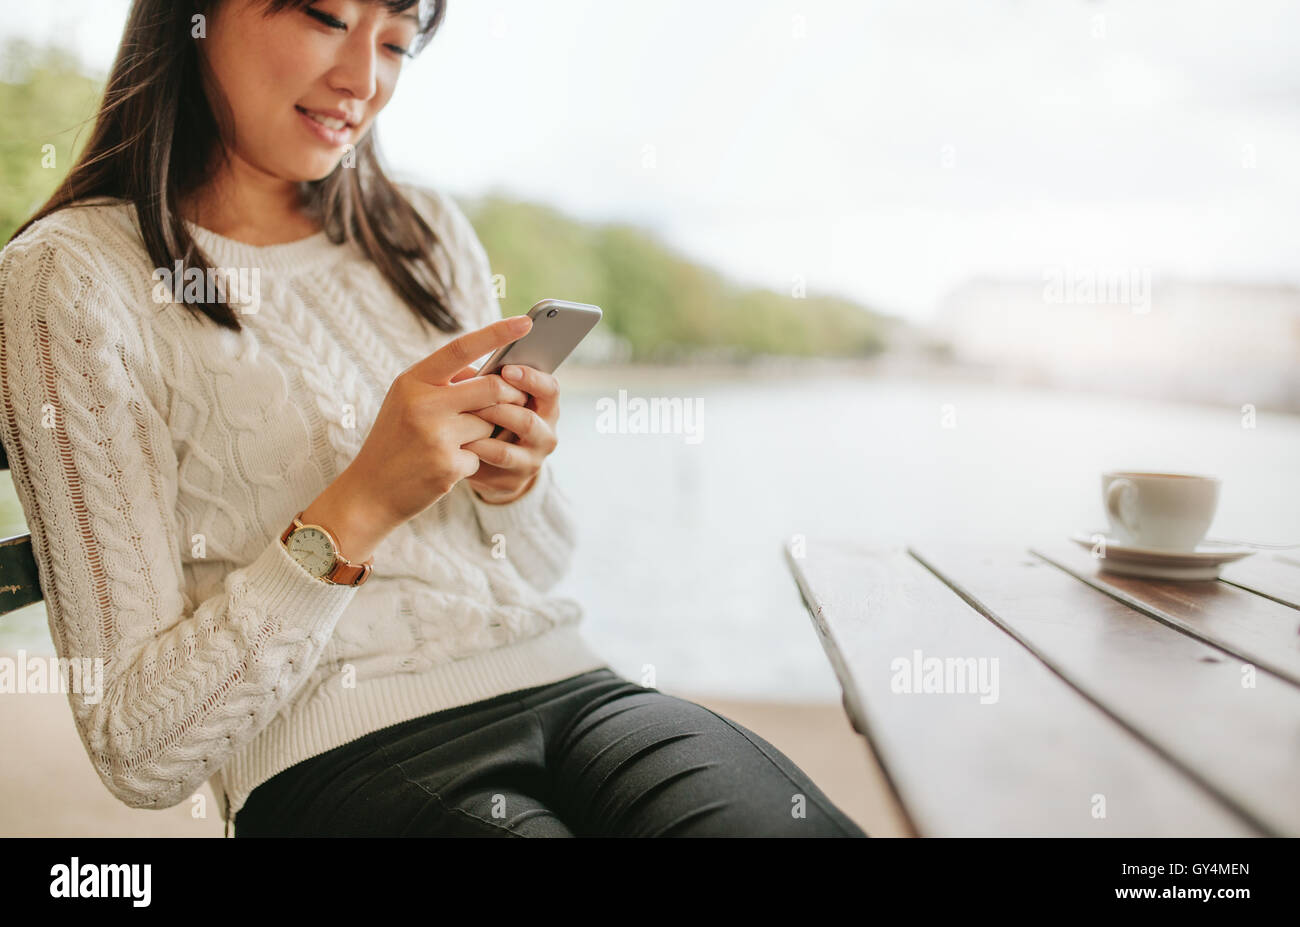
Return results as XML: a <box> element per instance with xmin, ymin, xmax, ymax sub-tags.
<box><xmin>0</xmin><ymin>40</ymin><xmax>102</xmax><ymax>245</ymax></box>
<box><xmin>467</xmin><ymin>195</ymin><xmax>889</xmax><ymax>362</ymax></box>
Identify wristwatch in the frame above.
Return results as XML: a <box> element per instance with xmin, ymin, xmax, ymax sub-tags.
<box><xmin>279</xmin><ymin>511</ymin><xmax>373</xmax><ymax>586</ymax></box>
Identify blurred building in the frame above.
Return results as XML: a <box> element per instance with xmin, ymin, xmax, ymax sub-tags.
<box><xmin>932</xmin><ymin>277</ymin><xmax>1300</xmax><ymax>412</ymax></box>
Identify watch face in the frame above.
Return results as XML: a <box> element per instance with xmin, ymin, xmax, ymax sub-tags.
<box><xmin>287</xmin><ymin>526</ymin><xmax>336</xmax><ymax>578</ymax></box>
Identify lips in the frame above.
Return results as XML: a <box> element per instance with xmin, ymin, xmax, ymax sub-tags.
<box><xmin>295</xmin><ymin>105</ymin><xmax>355</xmax><ymax>131</ymax></box>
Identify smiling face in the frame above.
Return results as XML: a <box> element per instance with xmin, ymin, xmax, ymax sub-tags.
<box><xmin>200</xmin><ymin>0</ymin><xmax>422</xmax><ymax>182</ymax></box>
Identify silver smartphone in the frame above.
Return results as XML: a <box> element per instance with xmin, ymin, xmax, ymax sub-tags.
<box><xmin>474</xmin><ymin>298</ymin><xmax>602</xmax><ymax>439</ymax></box>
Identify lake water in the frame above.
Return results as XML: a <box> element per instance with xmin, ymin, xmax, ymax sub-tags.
<box><xmin>4</xmin><ymin>369</ymin><xmax>1297</xmax><ymax>701</ymax></box>
<box><xmin>552</xmin><ymin>367</ymin><xmax>1300</xmax><ymax>700</ymax></box>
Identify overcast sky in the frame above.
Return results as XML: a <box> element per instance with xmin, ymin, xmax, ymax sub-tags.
<box><xmin>3</xmin><ymin>0</ymin><xmax>1297</xmax><ymax>323</ymax></box>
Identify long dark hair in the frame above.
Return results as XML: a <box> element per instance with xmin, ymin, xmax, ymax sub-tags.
<box><xmin>10</xmin><ymin>0</ymin><xmax>461</xmax><ymax>334</ymax></box>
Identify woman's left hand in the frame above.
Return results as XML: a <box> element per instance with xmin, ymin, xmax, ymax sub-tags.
<box><xmin>461</xmin><ymin>364</ymin><xmax>560</xmax><ymax>504</ymax></box>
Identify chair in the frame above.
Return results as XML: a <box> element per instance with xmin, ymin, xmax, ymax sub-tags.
<box><xmin>0</xmin><ymin>439</ymin><xmax>43</xmax><ymax>617</ymax></box>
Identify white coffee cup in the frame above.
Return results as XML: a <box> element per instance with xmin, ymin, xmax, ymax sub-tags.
<box><xmin>1102</xmin><ymin>471</ymin><xmax>1221</xmax><ymax>551</ymax></box>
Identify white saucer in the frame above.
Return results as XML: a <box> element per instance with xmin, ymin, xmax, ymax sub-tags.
<box><xmin>1068</xmin><ymin>531</ymin><xmax>1256</xmax><ymax>581</ymax></box>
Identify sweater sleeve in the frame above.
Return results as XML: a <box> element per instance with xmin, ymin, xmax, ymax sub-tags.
<box><xmin>0</xmin><ymin>236</ymin><xmax>359</xmax><ymax>811</ymax></box>
<box><xmin>418</xmin><ymin>186</ymin><xmax>582</xmax><ymax>594</ymax></box>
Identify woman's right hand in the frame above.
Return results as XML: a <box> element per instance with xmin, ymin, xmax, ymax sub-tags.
<box><xmin>302</xmin><ymin>315</ymin><xmax>534</xmax><ymax>562</ymax></box>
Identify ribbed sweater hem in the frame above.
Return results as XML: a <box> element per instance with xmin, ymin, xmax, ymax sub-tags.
<box><xmin>214</xmin><ymin>624</ymin><xmax>608</xmax><ymax>828</ymax></box>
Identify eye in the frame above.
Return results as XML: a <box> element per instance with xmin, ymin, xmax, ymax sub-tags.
<box><xmin>304</xmin><ymin>7</ymin><xmax>346</xmax><ymax>30</ymax></box>
<box><xmin>305</xmin><ymin>6</ymin><xmax>415</xmax><ymax>58</ymax></box>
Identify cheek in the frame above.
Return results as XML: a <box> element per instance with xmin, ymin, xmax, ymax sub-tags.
<box><xmin>246</xmin><ymin>36</ymin><xmax>318</xmax><ymax>118</ymax></box>
<box><xmin>374</xmin><ymin>81</ymin><xmax>397</xmax><ymax>114</ymax></box>
<box><xmin>259</xmin><ymin>32</ymin><xmax>321</xmax><ymax>93</ymax></box>
<box><xmin>211</xmin><ymin>25</ymin><xmax>320</xmax><ymax>142</ymax></box>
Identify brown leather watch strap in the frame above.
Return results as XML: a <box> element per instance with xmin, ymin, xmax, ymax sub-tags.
<box><xmin>325</xmin><ymin>556</ymin><xmax>372</xmax><ymax>586</ymax></box>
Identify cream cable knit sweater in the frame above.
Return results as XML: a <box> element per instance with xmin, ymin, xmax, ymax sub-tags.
<box><xmin>0</xmin><ymin>184</ymin><xmax>608</xmax><ymax>833</ymax></box>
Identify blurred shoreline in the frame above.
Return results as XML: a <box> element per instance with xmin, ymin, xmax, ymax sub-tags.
<box><xmin>560</xmin><ymin>355</ymin><xmax>1300</xmax><ymax>416</ymax></box>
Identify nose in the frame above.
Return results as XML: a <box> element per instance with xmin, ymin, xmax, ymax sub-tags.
<box><xmin>327</xmin><ymin>33</ymin><xmax>380</xmax><ymax>103</ymax></box>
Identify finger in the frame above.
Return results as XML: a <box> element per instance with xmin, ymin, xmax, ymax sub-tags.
<box><xmin>464</xmin><ymin>436</ymin><xmax>533</xmax><ymax>471</ymax></box>
<box><xmin>499</xmin><ymin>365</ymin><xmax>560</xmax><ymax>421</ymax></box>
<box><xmin>447</xmin><ymin>373</ymin><xmax>531</xmax><ymax>412</ymax></box>
<box><xmin>471</xmin><ymin>402</ymin><xmax>554</xmax><ymax>449</ymax></box>
<box><xmin>449</xmin><ymin>364</ymin><xmax>479</xmax><ymax>383</ymax></box>
<box><xmin>451</xmin><ymin>410</ymin><xmax>502</xmax><ymax>445</ymax></box>
<box><xmin>405</xmin><ymin>315</ymin><xmax>532</xmax><ymax>386</ymax></box>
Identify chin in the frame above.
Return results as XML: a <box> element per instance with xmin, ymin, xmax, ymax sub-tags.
<box><xmin>292</xmin><ymin>156</ymin><xmax>348</xmax><ymax>183</ymax></box>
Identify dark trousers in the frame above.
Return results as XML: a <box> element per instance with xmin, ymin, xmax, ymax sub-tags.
<box><xmin>235</xmin><ymin>668</ymin><xmax>867</xmax><ymax>837</ymax></box>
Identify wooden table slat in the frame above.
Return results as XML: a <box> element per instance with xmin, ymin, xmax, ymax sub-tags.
<box><xmin>1219</xmin><ymin>552</ymin><xmax>1300</xmax><ymax>611</ymax></box>
<box><xmin>785</xmin><ymin>539</ymin><xmax>1256</xmax><ymax>836</ymax></box>
<box><xmin>1031</xmin><ymin>542</ymin><xmax>1300</xmax><ymax>688</ymax></box>
<box><xmin>912</xmin><ymin>543</ymin><xmax>1300</xmax><ymax>837</ymax></box>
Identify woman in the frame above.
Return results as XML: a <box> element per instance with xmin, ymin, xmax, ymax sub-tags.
<box><xmin>0</xmin><ymin>0</ymin><xmax>865</xmax><ymax>837</ymax></box>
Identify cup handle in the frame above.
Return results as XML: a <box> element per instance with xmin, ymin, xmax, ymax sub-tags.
<box><xmin>1105</xmin><ymin>477</ymin><xmax>1139</xmax><ymax>538</ymax></box>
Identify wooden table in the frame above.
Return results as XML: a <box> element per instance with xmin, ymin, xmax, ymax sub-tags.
<box><xmin>785</xmin><ymin>538</ymin><xmax>1300</xmax><ymax>837</ymax></box>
